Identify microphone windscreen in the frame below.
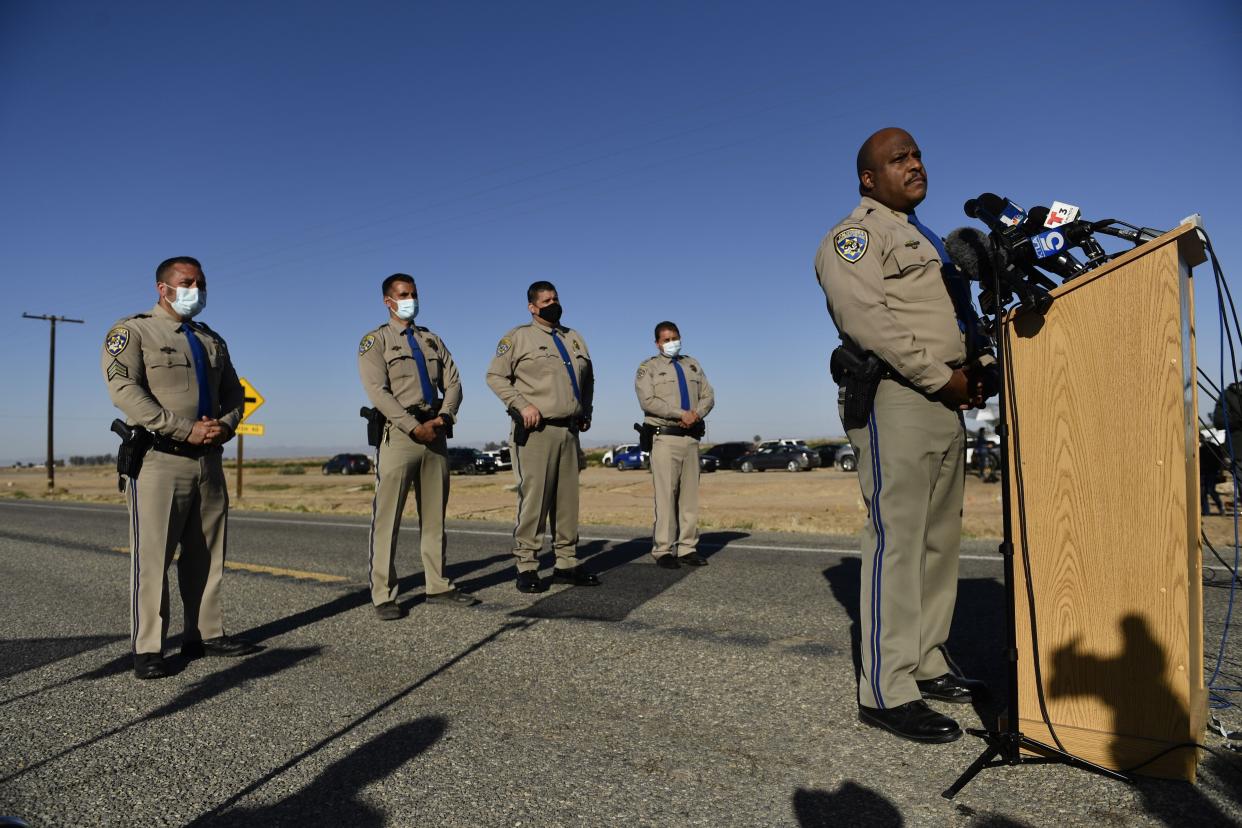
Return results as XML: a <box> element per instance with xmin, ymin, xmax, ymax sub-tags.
<box><xmin>945</xmin><ymin>227</ymin><xmax>995</xmax><ymax>283</ymax></box>
<box><xmin>1022</xmin><ymin>205</ymin><xmax>1050</xmax><ymax>233</ymax></box>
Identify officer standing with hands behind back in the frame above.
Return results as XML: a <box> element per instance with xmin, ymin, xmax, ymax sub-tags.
<box><xmin>358</xmin><ymin>274</ymin><xmax>478</xmax><ymax>619</ymax></box>
<box><xmin>102</xmin><ymin>256</ymin><xmax>258</xmax><ymax>680</ymax></box>
<box><xmin>486</xmin><ymin>281</ymin><xmax>599</xmax><ymax>593</ymax></box>
<box><xmin>635</xmin><ymin>321</ymin><xmax>715</xmax><ymax>568</ymax></box>
<box><xmin>815</xmin><ymin>128</ymin><xmax>992</xmax><ymax>744</ymax></box>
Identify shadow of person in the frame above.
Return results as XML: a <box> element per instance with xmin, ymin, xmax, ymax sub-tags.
<box><xmin>698</xmin><ymin>530</ymin><xmax>750</xmax><ymax>559</ymax></box>
<box><xmin>1049</xmin><ymin>614</ymin><xmax>1233</xmax><ymax>825</ymax></box>
<box><xmin>512</xmin><ymin>536</ymin><xmax>667</xmax><ymax>622</ymax></box>
<box><xmin>792</xmin><ymin>782</ymin><xmax>903</xmax><ymax>827</ymax></box>
<box><xmin>209</xmin><ymin>715</ymin><xmax>448</xmax><ymax>827</ymax></box>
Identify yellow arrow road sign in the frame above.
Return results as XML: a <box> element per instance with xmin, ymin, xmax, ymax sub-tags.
<box><xmin>239</xmin><ymin>377</ymin><xmax>265</xmax><ymax>423</ymax></box>
<box><xmin>236</xmin><ymin>423</ymin><xmax>265</xmax><ymax>436</ymax></box>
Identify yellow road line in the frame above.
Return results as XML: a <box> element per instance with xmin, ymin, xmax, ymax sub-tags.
<box><xmin>109</xmin><ymin>547</ymin><xmax>347</xmax><ymax>583</ymax></box>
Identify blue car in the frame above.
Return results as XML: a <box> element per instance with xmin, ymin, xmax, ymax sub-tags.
<box><xmin>613</xmin><ymin>446</ymin><xmax>649</xmax><ymax>470</ymax></box>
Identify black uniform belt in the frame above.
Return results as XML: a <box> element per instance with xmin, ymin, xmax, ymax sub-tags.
<box><xmin>655</xmin><ymin>425</ymin><xmax>700</xmax><ymax>438</ymax></box>
<box><xmin>405</xmin><ymin>405</ymin><xmax>440</xmax><ymax>423</ymax></box>
<box><xmin>150</xmin><ymin>434</ymin><xmax>211</xmax><ymax>459</ymax></box>
<box><xmin>542</xmin><ymin>417</ymin><xmax>577</xmax><ymax>428</ymax></box>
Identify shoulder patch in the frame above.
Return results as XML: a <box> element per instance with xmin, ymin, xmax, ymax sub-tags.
<box><xmin>105</xmin><ymin>327</ymin><xmax>130</xmax><ymax>357</ymax></box>
<box><xmin>359</xmin><ymin>334</ymin><xmax>377</xmax><ymax>355</ymax></box>
<box><xmin>496</xmin><ymin>337</ymin><xmax>512</xmax><ymax>356</ymax></box>
<box><xmin>833</xmin><ymin>227</ymin><xmax>870</xmax><ymax>263</ymax></box>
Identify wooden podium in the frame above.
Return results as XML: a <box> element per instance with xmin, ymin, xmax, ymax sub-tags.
<box><xmin>1003</xmin><ymin>224</ymin><xmax>1208</xmax><ymax>781</ymax></box>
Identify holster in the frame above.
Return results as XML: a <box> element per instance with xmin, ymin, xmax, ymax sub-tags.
<box><xmin>830</xmin><ymin>340</ymin><xmax>887</xmax><ymax>431</ymax></box>
<box><xmin>110</xmin><ymin>419</ymin><xmax>152</xmax><ymax>492</ymax></box>
<box><xmin>509</xmin><ymin>409</ymin><xmax>531</xmax><ymax>447</ymax></box>
<box><xmin>359</xmin><ymin>407</ymin><xmax>386</xmax><ymax>448</ymax></box>
<box><xmin>633</xmin><ymin>422</ymin><xmax>655</xmax><ymax>453</ymax></box>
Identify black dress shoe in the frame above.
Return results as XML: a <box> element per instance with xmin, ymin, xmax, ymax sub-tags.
<box><xmin>426</xmin><ymin>588</ymin><xmax>482</xmax><ymax>607</ymax></box>
<box><xmin>374</xmin><ymin>601</ymin><xmax>407</xmax><ymax>621</ymax></box>
<box><xmin>516</xmin><ymin>570</ymin><xmax>547</xmax><ymax>593</ymax></box>
<box><xmin>678</xmin><ymin>552</ymin><xmax>708</xmax><ymax>566</ymax></box>
<box><xmin>551</xmin><ymin>567</ymin><xmax>601</xmax><ymax>586</ymax></box>
<box><xmin>656</xmin><ymin>554</ymin><xmax>680</xmax><ymax>569</ymax></box>
<box><xmin>182</xmin><ymin>635</ymin><xmax>262</xmax><ymax>658</ymax></box>
<box><xmin>134</xmin><ymin>653</ymin><xmax>169</xmax><ymax>680</ymax></box>
<box><xmin>858</xmin><ymin>700</ymin><xmax>962</xmax><ymax>743</ymax></box>
<box><xmin>917</xmin><ymin>673</ymin><xmax>984</xmax><ymax>704</ymax></box>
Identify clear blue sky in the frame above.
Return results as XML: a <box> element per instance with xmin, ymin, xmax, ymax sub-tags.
<box><xmin>2</xmin><ymin>1</ymin><xmax>1240</xmax><ymax>462</ymax></box>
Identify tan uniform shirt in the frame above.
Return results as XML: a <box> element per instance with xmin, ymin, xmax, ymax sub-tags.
<box><xmin>486</xmin><ymin>322</ymin><xmax>593</xmax><ymax>421</ymax></box>
<box><xmin>635</xmin><ymin>354</ymin><xmax>715</xmax><ymax>427</ymax></box>
<box><xmin>814</xmin><ymin>196</ymin><xmax>966</xmax><ymax>395</ymax></box>
<box><xmin>102</xmin><ymin>304</ymin><xmax>244</xmax><ymax>440</ymax></box>
<box><xmin>358</xmin><ymin>320</ymin><xmax>463</xmax><ymax>436</ymax></box>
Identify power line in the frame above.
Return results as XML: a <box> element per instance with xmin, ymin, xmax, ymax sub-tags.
<box><xmin>22</xmin><ymin>312</ymin><xmax>85</xmax><ymax>492</ymax></box>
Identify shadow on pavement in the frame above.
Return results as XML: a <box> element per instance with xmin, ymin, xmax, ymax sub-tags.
<box><xmin>0</xmin><ymin>635</ymin><xmax>126</xmax><ymax>681</ymax></box>
<box><xmin>0</xmin><ymin>647</ymin><xmax>321</xmax><ymax>785</ymax></box>
<box><xmin>822</xmin><ymin>559</ymin><xmax>1005</xmax><ymax>725</ymax></box>
<box><xmin>208</xmin><ymin>716</ymin><xmax>448</xmax><ymax>827</ymax></box>
<box><xmin>793</xmin><ymin>782</ymin><xmax>903</xmax><ymax>827</ymax></box>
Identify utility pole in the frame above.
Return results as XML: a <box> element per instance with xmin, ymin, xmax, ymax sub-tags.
<box><xmin>22</xmin><ymin>313</ymin><xmax>84</xmax><ymax>492</ymax></box>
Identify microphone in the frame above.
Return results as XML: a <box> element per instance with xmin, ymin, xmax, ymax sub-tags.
<box><xmin>963</xmin><ymin>193</ymin><xmax>1026</xmax><ymax>230</ymax></box>
<box><xmin>1091</xmin><ymin>220</ymin><xmax>1166</xmax><ymax>244</ymax></box>
<box><xmin>1018</xmin><ymin>208</ymin><xmax>1087</xmax><ymax>279</ymax></box>
<box><xmin>1024</xmin><ymin>205</ymin><xmax>1106</xmax><ymax>265</ymax></box>
<box><xmin>945</xmin><ymin>226</ymin><xmax>1052</xmax><ymax>316</ymax></box>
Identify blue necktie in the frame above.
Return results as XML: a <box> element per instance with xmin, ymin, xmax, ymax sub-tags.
<box><xmin>181</xmin><ymin>324</ymin><xmax>211</xmax><ymax>419</ymax></box>
<box><xmin>908</xmin><ymin>212</ymin><xmax>982</xmax><ymax>349</ymax></box>
<box><xmin>402</xmin><ymin>328</ymin><xmax>437</xmax><ymax>406</ymax></box>
<box><xmin>671</xmin><ymin>357</ymin><xmax>691</xmax><ymax>411</ymax></box>
<box><xmin>550</xmin><ymin>330</ymin><xmax>582</xmax><ymax>403</ymax></box>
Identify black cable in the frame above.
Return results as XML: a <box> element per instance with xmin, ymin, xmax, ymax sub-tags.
<box><xmin>1119</xmin><ymin>741</ymin><xmax>1242</xmax><ymax>776</ymax></box>
<box><xmin>1204</xmin><ymin>534</ymin><xmax>1240</xmax><ymax>582</ymax></box>
<box><xmin>1003</xmin><ymin>322</ymin><xmax>1073</xmax><ymax>757</ymax></box>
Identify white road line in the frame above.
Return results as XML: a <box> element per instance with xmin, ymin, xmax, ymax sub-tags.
<box><xmin>3</xmin><ymin>499</ymin><xmax>1239</xmax><ymax>572</ymax></box>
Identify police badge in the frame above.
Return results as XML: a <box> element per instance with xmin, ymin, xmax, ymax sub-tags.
<box><xmin>359</xmin><ymin>334</ymin><xmax>377</xmax><ymax>355</ymax></box>
<box><xmin>496</xmin><ymin>337</ymin><xmax>512</xmax><ymax>356</ymax></box>
<box><xmin>834</xmin><ymin>228</ymin><xmax>870</xmax><ymax>263</ymax></box>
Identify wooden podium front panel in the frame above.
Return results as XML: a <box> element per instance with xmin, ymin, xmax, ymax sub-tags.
<box><xmin>1004</xmin><ymin>227</ymin><xmax>1205</xmax><ymax>781</ymax></box>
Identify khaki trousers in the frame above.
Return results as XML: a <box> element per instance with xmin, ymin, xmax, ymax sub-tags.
<box><xmin>845</xmin><ymin>378</ymin><xmax>965</xmax><ymax>709</ymax></box>
<box><xmin>511</xmin><ymin>423</ymin><xmax>580</xmax><ymax>572</ymax></box>
<box><xmin>651</xmin><ymin>433</ymin><xmax>700</xmax><ymax>558</ymax></box>
<box><xmin>369</xmin><ymin>426</ymin><xmax>451</xmax><ymax>605</ymax></box>
<box><xmin>126</xmin><ymin>448</ymin><xmax>228</xmax><ymax>655</ymax></box>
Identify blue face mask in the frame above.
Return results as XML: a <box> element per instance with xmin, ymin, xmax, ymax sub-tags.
<box><xmin>393</xmin><ymin>298</ymin><xmax>418</xmax><ymax>321</ymax></box>
<box><xmin>661</xmin><ymin>339</ymin><xmax>682</xmax><ymax>358</ymax></box>
<box><xmin>168</xmin><ymin>286</ymin><xmax>205</xmax><ymax>319</ymax></box>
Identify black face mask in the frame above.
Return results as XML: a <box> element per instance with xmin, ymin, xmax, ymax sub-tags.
<box><xmin>537</xmin><ymin>303</ymin><xmax>563</xmax><ymax>325</ymax></box>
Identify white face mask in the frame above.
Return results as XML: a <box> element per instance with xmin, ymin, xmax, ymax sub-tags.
<box><xmin>661</xmin><ymin>339</ymin><xmax>682</xmax><ymax>358</ymax></box>
<box><xmin>168</xmin><ymin>286</ymin><xmax>205</xmax><ymax>319</ymax></box>
<box><xmin>392</xmin><ymin>298</ymin><xmax>418</xmax><ymax>321</ymax></box>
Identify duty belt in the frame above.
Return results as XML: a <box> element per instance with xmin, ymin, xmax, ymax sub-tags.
<box><xmin>405</xmin><ymin>405</ymin><xmax>440</xmax><ymax>423</ymax></box>
<box><xmin>542</xmin><ymin>417</ymin><xmax>577</xmax><ymax>428</ymax></box>
<box><xmin>655</xmin><ymin>424</ymin><xmax>701</xmax><ymax>439</ymax></box>
<box><xmin>150</xmin><ymin>433</ymin><xmax>212</xmax><ymax>459</ymax></box>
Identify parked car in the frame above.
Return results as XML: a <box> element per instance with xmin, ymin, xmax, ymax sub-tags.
<box><xmin>699</xmin><ymin>453</ymin><xmax>719</xmax><ymax>473</ymax></box>
<box><xmin>700</xmin><ymin>441</ymin><xmax>753</xmax><ymax>471</ymax></box>
<box><xmin>834</xmin><ymin>443</ymin><xmax>857</xmax><ymax>472</ymax></box>
<box><xmin>613</xmin><ymin>445</ymin><xmax>650</xmax><ymax>470</ymax></box>
<box><xmin>735</xmin><ymin>444</ymin><xmax>822</xmax><ymax>472</ymax></box>
<box><xmin>322</xmin><ymin>453</ymin><xmax>372</xmax><ymax>475</ymax></box>
<box><xmin>483</xmin><ymin>447</ymin><xmax>512</xmax><ymax>471</ymax></box>
<box><xmin>817</xmin><ymin>441</ymin><xmax>848</xmax><ymax>467</ymax></box>
<box><xmin>447</xmin><ymin>447</ymin><xmax>497</xmax><ymax>475</ymax></box>
<box><xmin>757</xmin><ymin>438</ymin><xmax>807</xmax><ymax>451</ymax></box>
<box><xmin>603</xmin><ymin>443</ymin><xmax>639</xmax><ymax>467</ymax></box>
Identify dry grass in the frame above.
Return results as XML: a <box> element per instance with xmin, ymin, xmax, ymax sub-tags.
<box><xmin>4</xmin><ymin>463</ymin><xmax>1238</xmax><ymax>545</ymax></box>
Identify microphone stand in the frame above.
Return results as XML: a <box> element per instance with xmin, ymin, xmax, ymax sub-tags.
<box><xmin>942</xmin><ymin>269</ymin><xmax>1129</xmax><ymax>799</ymax></box>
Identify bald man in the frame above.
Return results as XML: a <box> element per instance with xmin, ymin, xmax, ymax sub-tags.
<box><xmin>814</xmin><ymin>128</ymin><xmax>992</xmax><ymax>743</ymax></box>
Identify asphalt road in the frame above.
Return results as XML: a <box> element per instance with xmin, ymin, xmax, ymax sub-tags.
<box><xmin>2</xmin><ymin>499</ymin><xmax>1241</xmax><ymax>827</ymax></box>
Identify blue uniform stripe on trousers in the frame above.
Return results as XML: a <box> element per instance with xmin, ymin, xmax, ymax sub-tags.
<box><xmin>129</xmin><ymin>478</ymin><xmax>140</xmax><ymax>651</ymax></box>
<box><xmin>367</xmin><ymin>440</ymin><xmax>382</xmax><ymax>595</ymax></box>
<box><xmin>867</xmin><ymin>410</ymin><xmax>886</xmax><ymax>708</ymax></box>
